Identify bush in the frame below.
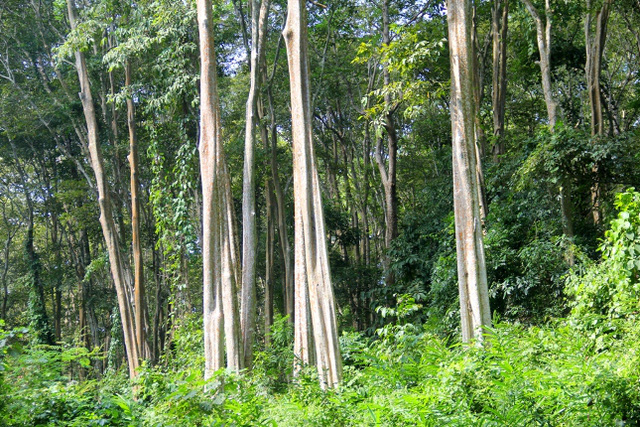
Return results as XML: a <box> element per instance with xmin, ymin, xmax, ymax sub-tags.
<box><xmin>567</xmin><ymin>189</ymin><xmax>640</xmax><ymax>339</ymax></box>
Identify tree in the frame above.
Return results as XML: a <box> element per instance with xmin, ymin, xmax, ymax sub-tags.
<box><xmin>523</xmin><ymin>0</ymin><xmax>574</xmax><ymax>244</ymax></box>
<box><xmin>492</xmin><ymin>0</ymin><xmax>508</xmax><ymax>161</ymax></box>
<box><xmin>283</xmin><ymin>0</ymin><xmax>342</xmax><ymax>388</ymax></box>
<box><xmin>447</xmin><ymin>0</ymin><xmax>492</xmax><ymax>343</ymax></box>
<box><xmin>65</xmin><ymin>0</ymin><xmax>144</xmax><ymax>378</ymax></box>
<box><xmin>196</xmin><ymin>0</ymin><xmax>244</xmax><ymax>379</ymax></box>
<box><xmin>585</xmin><ymin>0</ymin><xmax>613</xmax><ymax>225</ymax></box>
<box><xmin>241</xmin><ymin>0</ymin><xmax>272</xmax><ymax>370</ymax></box>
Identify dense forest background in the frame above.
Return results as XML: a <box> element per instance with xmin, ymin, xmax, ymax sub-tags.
<box><xmin>1</xmin><ymin>0</ymin><xmax>640</xmax><ymax>425</ymax></box>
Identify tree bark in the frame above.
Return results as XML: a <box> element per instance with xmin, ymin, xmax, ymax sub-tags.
<box><xmin>65</xmin><ymin>0</ymin><xmax>141</xmax><ymax>377</ymax></box>
<box><xmin>241</xmin><ymin>0</ymin><xmax>271</xmax><ymax>371</ymax></box>
<box><xmin>523</xmin><ymin>0</ymin><xmax>574</xmax><ymax>249</ymax></box>
<box><xmin>284</xmin><ymin>0</ymin><xmax>343</xmax><ymax>389</ymax></box>
<box><xmin>447</xmin><ymin>0</ymin><xmax>492</xmax><ymax>343</ymax></box>
<box><xmin>197</xmin><ymin>0</ymin><xmax>244</xmax><ymax>380</ymax></box>
<box><xmin>585</xmin><ymin>0</ymin><xmax>612</xmax><ymax>225</ymax></box>
<box><xmin>491</xmin><ymin>0</ymin><xmax>508</xmax><ymax>161</ymax></box>
<box><xmin>126</xmin><ymin>60</ymin><xmax>150</xmax><ymax>361</ymax></box>
<box><xmin>523</xmin><ymin>0</ymin><xmax>557</xmax><ymax>129</ymax></box>
<box><xmin>379</xmin><ymin>0</ymin><xmax>399</xmax><ymax>254</ymax></box>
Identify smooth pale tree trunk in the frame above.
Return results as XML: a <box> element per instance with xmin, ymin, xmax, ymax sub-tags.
<box><xmin>522</xmin><ymin>0</ymin><xmax>557</xmax><ymax>129</ymax></box>
<box><xmin>126</xmin><ymin>60</ymin><xmax>150</xmax><ymax>361</ymax></box>
<box><xmin>241</xmin><ymin>0</ymin><xmax>271</xmax><ymax>370</ymax></box>
<box><xmin>65</xmin><ymin>0</ymin><xmax>141</xmax><ymax>377</ymax></box>
<box><xmin>492</xmin><ymin>0</ymin><xmax>508</xmax><ymax>161</ymax></box>
<box><xmin>284</xmin><ymin>0</ymin><xmax>342</xmax><ymax>388</ymax></box>
<box><xmin>196</xmin><ymin>0</ymin><xmax>244</xmax><ymax>380</ymax></box>
<box><xmin>447</xmin><ymin>0</ymin><xmax>492</xmax><ymax>344</ymax></box>
<box><xmin>585</xmin><ymin>0</ymin><xmax>612</xmax><ymax>225</ymax></box>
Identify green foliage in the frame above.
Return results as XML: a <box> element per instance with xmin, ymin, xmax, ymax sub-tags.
<box><xmin>253</xmin><ymin>314</ymin><xmax>294</xmax><ymax>392</ymax></box>
<box><xmin>567</xmin><ymin>189</ymin><xmax>640</xmax><ymax>339</ymax></box>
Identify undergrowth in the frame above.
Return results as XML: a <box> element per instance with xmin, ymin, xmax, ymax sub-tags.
<box><xmin>1</xmin><ymin>315</ymin><xmax>638</xmax><ymax>426</ymax></box>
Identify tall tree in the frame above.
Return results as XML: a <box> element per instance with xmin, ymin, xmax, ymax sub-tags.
<box><xmin>65</xmin><ymin>0</ymin><xmax>142</xmax><ymax>377</ymax></box>
<box><xmin>585</xmin><ymin>0</ymin><xmax>613</xmax><ymax>225</ymax></box>
<box><xmin>284</xmin><ymin>0</ymin><xmax>342</xmax><ymax>388</ymax></box>
<box><xmin>447</xmin><ymin>0</ymin><xmax>492</xmax><ymax>343</ymax></box>
<box><xmin>125</xmin><ymin>60</ymin><xmax>150</xmax><ymax>361</ymax></box>
<box><xmin>523</xmin><ymin>0</ymin><xmax>574</xmax><ymax>242</ymax></box>
<box><xmin>241</xmin><ymin>0</ymin><xmax>271</xmax><ymax>370</ymax></box>
<box><xmin>197</xmin><ymin>0</ymin><xmax>244</xmax><ymax>379</ymax></box>
<box><xmin>492</xmin><ymin>0</ymin><xmax>508</xmax><ymax>161</ymax></box>
<box><xmin>375</xmin><ymin>0</ymin><xmax>399</xmax><ymax>264</ymax></box>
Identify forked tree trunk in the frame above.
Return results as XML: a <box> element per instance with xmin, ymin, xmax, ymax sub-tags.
<box><xmin>197</xmin><ymin>0</ymin><xmax>243</xmax><ymax>380</ymax></box>
<box><xmin>284</xmin><ymin>0</ymin><xmax>342</xmax><ymax>388</ymax></box>
<box><xmin>241</xmin><ymin>0</ymin><xmax>271</xmax><ymax>370</ymax></box>
<box><xmin>65</xmin><ymin>0</ymin><xmax>141</xmax><ymax>377</ymax></box>
<box><xmin>447</xmin><ymin>0</ymin><xmax>492</xmax><ymax>343</ymax></box>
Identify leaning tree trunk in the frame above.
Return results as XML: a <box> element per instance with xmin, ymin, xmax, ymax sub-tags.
<box><xmin>197</xmin><ymin>0</ymin><xmax>243</xmax><ymax>380</ymax></box>
<box><xmin>65</xmin><ymin>0</ymin><xmax>141</xmax><ymax>377</ymax></box>
<box><xmin>284</xmin><ymin>0</ymin><xmax>342</xmax><ymax>388</ymax></box>
<box><xmin>447</xmin><ymin>0</ymin><xmax>492</xmax><ymax>344</ymax></box>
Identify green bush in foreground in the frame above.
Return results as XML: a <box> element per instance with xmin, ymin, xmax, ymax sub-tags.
<box><xmin>3</xmin><ymin>191</ymin><xmax>640</xmax><ymax>426</ymax></box>
<box><xmin>1</xmin><ymin>314</ymin><xmax>638</xmax><ymax>426</ymax></box>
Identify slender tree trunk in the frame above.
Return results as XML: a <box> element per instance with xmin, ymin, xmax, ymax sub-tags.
<box><xmin>284</xmin><ymin>0</ymin><xmax>342</xmax><ymax>388</ymax></box>
<box><xmin>267</xmin><ymin>85</ymin><xmax>294</xmax><ymax>322</ymax></box>
<box><xmin>65</xmin><ymin>0</ymin><xmax>141</xmax><ymax>377</ymax></box>
<box><xmin>241</xmin><ymin>0</ymin><xmax>271</xmax><ymax>370</ymax></box>
<box><xmin>447</xmin><ymin>0</ymin><xmax>492</xmax><ymax>343</ymax></box>
<box><xmin>197</xmin><ymin>0</ymin><xmax>243</xmax><ymax>380</ymax></box>
<box><xmin>379</xmin><ymin>0</ymin><xmax>398</xmax><ymax>254</ymax></box>
<box><xmin>1</xmin><ymin>233</ymin><xmax>13</xmax><ymax>321</ymax></box>
<box><xmin>523</xmin><ymin>0</ymin><xmax>574</xmax><ymax>251</ymax></box>
<box><xmin>585</xmin><ymin>0</ymin><xmax>612</xmax><ymax>225</ymax></box>
<box><xmin>523</xmin><ymin>0</ymin><xmax>557</xmax><ymax>129</ymax></box>
<box><xmin>126</xmin><ymin>60</ymin><xmax>150</xmax><ymax>361</ymax></box>
<box><xmin>264</xmin><ymin>180</ymin><xmax>275</xmax><ymax>346</ymax></box>
<box><xmin>492</xmin><ymin>0</ymin><xmax>508</xmax><ymax>161</ymax></box>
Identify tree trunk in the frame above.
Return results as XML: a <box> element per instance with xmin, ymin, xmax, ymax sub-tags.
<box><xmin>523</xmin><ymin>0</ymin><xmax>574</xmax><ymax>249</ymax></box>
<box><xmin>447</xmin><ymin>0</ymin><xmax>492</xmax><ymax>343</ymax></box>
<box><xmin>65</xmin><ymin>0</ymin><xmax>141</xmax><ymax>378</ymax></box>
<box><xmin>523</xmin><ymin>0</ymin><xmax>557</xmax><ymax>129</ymax></box>
<box><xmin>585</xmin><ymin>0</ymin><xmax>612</xmax><ymax>225</ymax></box>
<box><xmin>492</xmin><ymin>0</ymin><xmax>508</xmax><ymax>161</ymax></box>
<box><xmin>197</xmin><ymin>0</ymin><xmax>244</xmax><ymax>380</ymax></box>
<box><xmin>241</xmin><ymin>0</ymin><xmax>271</xmax><ymax>371</ymax></box>
<box><xmin>379</xmin><ymin>0</ymin><xmax>398</xmax><ymax>254</ymax></box>
<box><xmin>126</xmin><ymin>60</ymin><xmax>150</xmax><ymax>361</ymax></box>
<box><xmin>267</xmin><ymin>85</ymin><xmax>294</xmax><ymax>322</ymax></box>
<box><xmin>284</xmin><ymin>0</ymin><xmax>342</xmax><ymax>388</ymax></box>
